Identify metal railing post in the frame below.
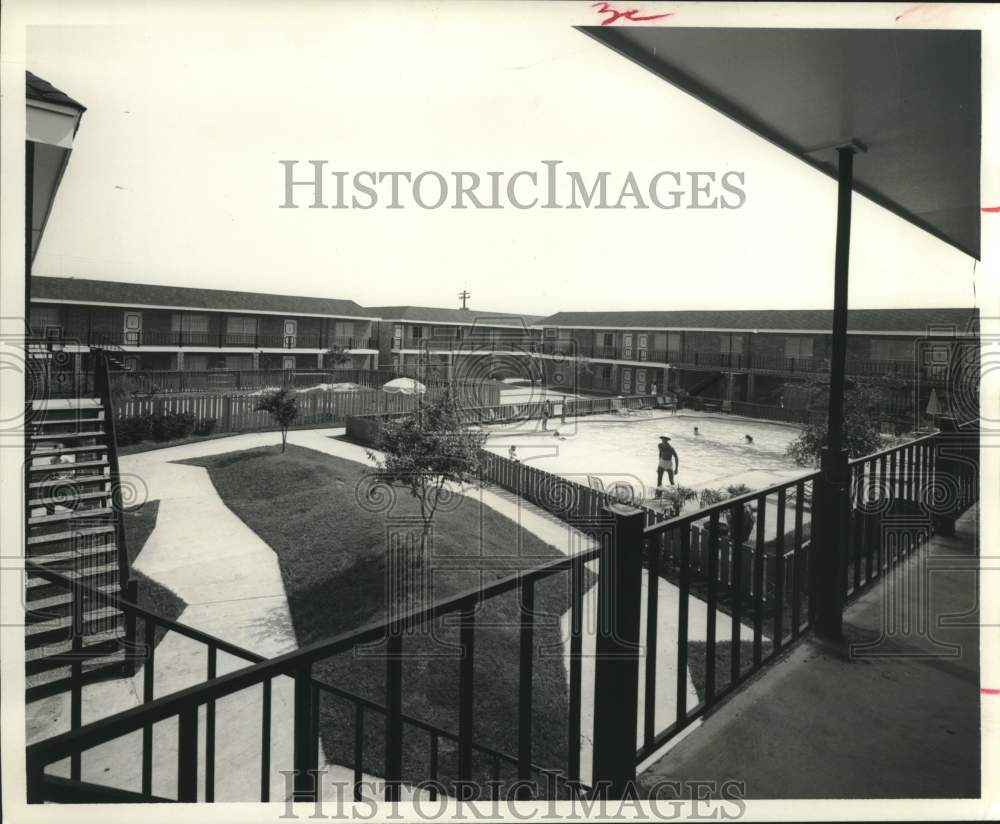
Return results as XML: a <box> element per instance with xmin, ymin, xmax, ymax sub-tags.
<box><xmin>591</xmin><ymin>504</ymin><xmax>644</xmax><ymax>797</ymax></box>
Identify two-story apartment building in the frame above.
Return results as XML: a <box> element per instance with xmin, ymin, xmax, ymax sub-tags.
<box><xmin>534</xmin><ymin>308</ymin><xmax>979</xmax><ymax>413</ymax></box>
<box><xmin>30</xmin><ymin>276</ymin><xmax>380</xmax><ymax>374</ymax></box>
<box><xmin>368</xmin><ymin>306</ymin><xmax>544</xmax><ymax>381</ymax></box>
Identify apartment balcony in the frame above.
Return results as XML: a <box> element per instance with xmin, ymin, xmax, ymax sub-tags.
<box><xmin>29</xmin><ymin>328</ymin><xmax>377</xmax><ymax>351</ymax></box>
<box><xmin>396</xmin><ymin>337</ymin><xmax>539</xmax><ymax>354</ymax></box>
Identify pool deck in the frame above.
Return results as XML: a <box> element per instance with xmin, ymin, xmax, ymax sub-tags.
<box><xmin>637</xmin><ymin>504</ymin><xmax>982</xmax><ymax>800</ymax></box>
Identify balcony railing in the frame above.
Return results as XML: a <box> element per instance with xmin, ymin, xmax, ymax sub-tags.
<box><xmin>29</xmin><ymin>328</ymin><xmax>376</xmax><ymax>351</ymax></box>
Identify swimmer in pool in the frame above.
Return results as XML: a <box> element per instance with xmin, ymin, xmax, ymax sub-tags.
<box><xmin>745</xmin><ymin>434</ymin><xmax>754</xmax><ymax>445</ymax></box>
<box><xmin>693</xmin><ymin>426</ymin><xmax>700</xmax><ymax>436</ymax></box>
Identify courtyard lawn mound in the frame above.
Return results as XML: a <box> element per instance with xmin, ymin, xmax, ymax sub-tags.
<box><xmin>186</xmin><ymin>444</ymin><xmax>591</xmax><ymax>795</ymax></box>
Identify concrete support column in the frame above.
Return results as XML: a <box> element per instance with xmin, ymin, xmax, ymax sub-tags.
<box><xmin>176</xmin><ymin>350</ymin><xmax>184</xmax><ymax>371</ymax></box>
<box><xmin>317</xmin><ymin>352</ymin><xmax>323</xmax><ymax>369</ymax></box>
<box><xmin>252</xmin><ymin>351</ymin><xmax>260</xmax><ymax>369</ymax></box>
<box><xmin>747</xmin><ymin>373</ymin><xmax>756</xmax><ymax>403</ymax></box>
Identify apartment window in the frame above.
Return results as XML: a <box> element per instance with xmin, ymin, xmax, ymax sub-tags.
<box><xmin>411</xmin><ymin>326</ymin><xmax>424</xmax><ymax>340</ymax></box>
<box><xmin>432</xmin><ymin>326</ymin><xmax>453</xmax><ymax>338</ymax></box>
<box><xmin>601</xmin><ymin>365</ymin><xmax>612</xmax><ymax>382</ymax></box>
<box><xmin>871</xmin><ymin>338</ymin><xmax>913</xmax><ymax>362</ymax></box>
<box><xmin>171</xmin><ymin>313</ymin><xmax>210</xmax><ymax>333</ymax></box>
<box><xmin>544</xmin><ymin>328</ymin><xmax>558</xmax><ymax>338</ymax></box>
<box><xmin>602</xmin><ymin>333</ymin><xmax>615</xmax><ymax>348</ymax></box>
<box><xmin>667</xmin><ymin>332</ymin><xmax>682</xmax><ymax>355</ymax></box>
<box><xmin>334</xmin><ymin>321</ymin><xmax>354</xmax><ymax>338</ymax></box>
<box><xmin>225</xmin><ymin>316</ymin><xmax>258</xmax><ymax>336</ymax></box>
<box><xmin>723</xmin><ymin>334</ymin><xmax>744</xmax><ymax>356</ymax></box>
<box><xmin>31</xmin><ymin>305</ymin><xmax>61</xmax><ymax>334</ymax></box>
<box><xmin>785</xmin><ymin>337</ymin><xmax>814</xmax><ymax>359</ymax></box>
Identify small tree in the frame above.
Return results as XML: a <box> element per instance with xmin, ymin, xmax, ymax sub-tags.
<box><xmin>699</xmin><ymin>484</ymin><xmax>755</xmax><ymax>543</ymax></box>
<box><xmin>256</xmin><ymin>386</ymin><xmax>299</xmax><ymax>453</ymax></box>
<box><xmin>367</xmin><ymin>391</ymin><xmax>488</xmax><ymax>560</ymax></box>
<box><xmin>785</xmin><ymin>376</ymin><xmax>904</xmax><ymax>467</ymax></box>
<box><xmin>659</xmin><ymin>485</ymin><xmax>697</xmax><ymax>517</ymax></box>
<box><xmin>323</xmin><ymin>345</ymin><xmax>352</xmax><ymax>369</ymax></box>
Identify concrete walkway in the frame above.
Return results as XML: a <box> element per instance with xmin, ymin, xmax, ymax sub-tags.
<box><xmin>638</xmin><ymin>505</ymin><xmax>981</xmax><ymax>799</ymax></box>
<box><xmin>27</xmin><ymin>426</ymin><xmax>750</xmax><ymax>798</ymax></box>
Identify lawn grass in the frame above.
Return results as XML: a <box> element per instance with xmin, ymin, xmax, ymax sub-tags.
<box><xmin>187</xmin><ymin>444</ymin><xmax>589</xmax><ymax>795</ymax></box>
<box><xmin>122</xmin><ymin>501</ymin><xmax>186</xmax><ymax>646</ymax></box>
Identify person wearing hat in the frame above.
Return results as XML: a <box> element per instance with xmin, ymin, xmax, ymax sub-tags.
<box><xmin>656</xmin><ymin>435</ymin><xmax>679</xmax><ymax>489</ymax></box>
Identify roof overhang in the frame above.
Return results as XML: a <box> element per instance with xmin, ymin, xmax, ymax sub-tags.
<box><xmin>578</xmin><ymin>27</ymin><xmax>981</xmax><ymax>260</ymax></box>
<box><xmin>27</xmin><ymin>98</ymin><xmax>84</xmax><ymax>262</ymax></box>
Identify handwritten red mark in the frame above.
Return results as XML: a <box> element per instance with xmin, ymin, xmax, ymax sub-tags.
<box><xmin>592</xmin><ymin>2</ymin><xmax>674</xmax><ymax>26</ymax></box>
<box><xmin>982</xmin><ymin>206</ymin><xmax>1000</xmax><ymax>213</ymax></box>
<box><xmin>895</xmin><ymin>4</ymin><xmax>926</xmax><ymax>22</ymax></box>
<box><xmin>982</xmin><ymin>688</ymin><xmax>1000</xmax><ymax>695</ymax></box>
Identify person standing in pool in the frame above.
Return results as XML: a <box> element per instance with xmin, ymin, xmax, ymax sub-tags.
<box><xmin>656</xmin><ymin>435</ymin><xmax>679</xmax><ymax>488</ymax></box>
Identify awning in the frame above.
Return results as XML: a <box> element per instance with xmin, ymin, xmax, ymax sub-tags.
<box><xmin>578</xmin><ymin>27</ymin><xmax>981</xmax><ymax>260</ymax></box>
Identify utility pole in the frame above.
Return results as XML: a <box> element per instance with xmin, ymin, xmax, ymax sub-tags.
<box><xmin>458</xmin><ymin>290</ymin><xmax>471</xmax><ymax>310</ymax></box>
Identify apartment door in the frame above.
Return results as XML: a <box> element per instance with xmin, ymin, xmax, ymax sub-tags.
<box><xmin>621</xmin><ymin>367</ymin><xmax>633</xmax><ymax>393</ymax></box>
<box><xmin>637</xmin><ymin>334</ymin><xmax>649</xmax><ymax>361</ymax></box>
<box><xmin>123</xmin><ymin>311</ymin><xmax>142</xmax><ymax>346</ymax></box>
<box><xmin>283</xmin><ymin>319</ymin><xmax>297</xmax><ymax>348</ymax></box>
<box><xmin>636</xmin><ymin>369</ymin><xmax>647</xmax><ymax>394</ymax></box>
<box><xmin>623</xmin><ymin>333</ymin><xmax>633</xmax><ymax>360</ymax></box>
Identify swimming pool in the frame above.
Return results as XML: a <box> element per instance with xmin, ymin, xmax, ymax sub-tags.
<box><xmin>483</xmin><ymin>411</ymin><xmax>809</xmax><ymax>497</ymax></box>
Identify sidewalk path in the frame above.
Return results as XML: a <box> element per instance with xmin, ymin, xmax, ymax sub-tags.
<box><xmin>28</xmin><ymin>426</ymin><xmax>747</xmax><ymax>797</ymax></box>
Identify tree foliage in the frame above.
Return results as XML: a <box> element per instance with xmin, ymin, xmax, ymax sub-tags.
<box><xmin>698</xmin><ymin>484</ymin><xmax>756</xmax><ymax>543</ymax></box>
<box><xmin>658</xmin><ymin>485</ymin><xmax>697</xmax><ymax>517</ymax></box>
<box><xmin>785</xmin><ymin>377</ymin><xmax>904</xmax><ymax>467</ymax></box>
<box><xmin>368</xmin><ymin>392</ymin><xmax>488</xmax><ymax>556</ymax></box>
<box><xmin>256</xmin><ymin>386</ymin><xmax>299</xmax><ymax>452</ymax></box>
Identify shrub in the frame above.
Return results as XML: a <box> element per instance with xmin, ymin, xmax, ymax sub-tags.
<box><xmin>117</xmin><ymin>411</ymin><xmax>197</xmax><ymax>445</ymax></box>
<box><xmin>150</xmin><ymin>411</ymin><xmax>196</xmax><ymax>442</ymax></box>
<box><xmin>117</xmin><ymin>414</ymin><xmax>153</xmax><ymax>446</ymax></box>
<box><xmin>194</xmin><ymin>417</ymin><xmax>217</xmax><ymax>436</ymax></box>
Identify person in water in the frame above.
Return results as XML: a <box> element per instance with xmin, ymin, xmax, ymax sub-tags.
<box><xmin>656</xmin><ymin>435</ymin><xmax>679</xmax><ymax>488</ymax></box>
<box><xmin>693</xmin><ymin>426</ymin><xmax>700</xmax><ymax>436</ymax></box>
<box><xmin>745</xmin><ymin>434</ymin><xmax>754</xmax><ymax>445</ymax></box>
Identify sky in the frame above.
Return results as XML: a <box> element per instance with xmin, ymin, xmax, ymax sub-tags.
<box><xmin>26</xmin><ymin>4</ymin><xmax>979</xmax><ymax>316</ymax></box>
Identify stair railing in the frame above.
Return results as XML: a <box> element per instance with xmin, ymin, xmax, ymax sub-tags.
<box><xmin>92</xmin><ymin>348</ymin><xmax>137</xmax><ymax>671</ymax></box>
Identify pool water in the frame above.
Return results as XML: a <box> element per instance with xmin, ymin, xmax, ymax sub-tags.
<box><xmin>484</xmin><ymin>411</ymin><xmax>808</xmax><ymax>498</ymax></box>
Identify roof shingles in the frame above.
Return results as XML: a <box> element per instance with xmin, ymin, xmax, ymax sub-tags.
<box><xmin>32</xmin><ymin>277</ymin><xmax>374</xmax><ymax>318</ymax></box>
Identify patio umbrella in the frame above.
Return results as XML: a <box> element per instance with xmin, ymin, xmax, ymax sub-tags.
<box><xmin>382</xmin><ymin>377</ymin><xmax>427</xmax><ymax>395</ymax></box>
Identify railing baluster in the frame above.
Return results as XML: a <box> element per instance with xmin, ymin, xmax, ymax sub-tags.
<box><xmin>643</xmin><ymin>537</ymin><xmax>659</xmax><ymax>749</ymax></box>
<box><xmin>428</xmin><ymin>733</ymin><xmax>439</xmax><ymax>801</ymax></box>
<box><xmin>792</xmin><ymin>482</ymin><xmax>805</xmax><ymax>638</ymax></box>
<box><xmin>177</xmin><ymin>705</ymin><xmax>199</xmax><ymax>802</ymax></box>
<box><xmin>705</xmin><ymin>512</ymin><xmax>719</xmax><ymax>702</ymax></box>
<box><xmin>353</xmin><ymin>704</ymin><xmax>364</xmax><ymax>802</ymax></box>
<box><xmin>730</xmin><ymin>502</ymin><xmax>744</xmax><ymax>683</ymax></box>
<box><xmin>293</xmin><ymin>662</ymin><xmax>317</xmax><ymax>801</ymax></box>
<box><xmin>261</xmin><ymin>677</ymin><xmax>272</xmax><ymax>802</ymax></box>
<box><xmin>142</xmin><ymin>617</ymin><xmax>155</xmax><ymax>796</ymax></box>
<box><xmin>205</xmin><ymin>646</ymin><xmax>217</xmax><ymax>802</ymax></box>
<box><xmin>675</xmin><ymin>526</ymin><xmax>690</xmax><ymax>727</ymax></box>
<box><xmin>774</xmin><ymin>488</ymin><xmax>786</xmax><ymax>650</ymax></box>
<box><xmin>70</xmin><ymin>580</ymin><xmax>83</xmax><ymax>781</ymax></box>
<box><xmin>753</xmin><ymin>495</ymin><xmax>766</xmax><ymax>666</ymax></box>
<box><xmin>384</xmin><ymin>631</ymin><xmax>403</xmax><ymax>802</ymax></box>
<box><xmin>458</xmin><ymin>604</ymin><xmax>475</xmax><ymax>782</ymax></box>
<box><xmin>518</xmin><ymin>577</ymin><xmax>535</xmax><ymax>795</ymax></box>
<box><xmin>568</xmin><ymin>556</ymin><xmax>583</xmax><ymax>784</ymax></box>
<box><xmin>491</xmin><ymin>756</ymin><xmax>501</xmax><ymax>801</ymax></box>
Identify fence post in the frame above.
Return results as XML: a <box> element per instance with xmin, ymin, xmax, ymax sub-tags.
<box><xmin>591</xmin><ymin>504</ymin><xmax>644</xmax><ymax>798</ymax></box>
<box><xmin>223</xmin><ymin>395</ymin><xmax>233</xmax><ymax>433</ymax></box>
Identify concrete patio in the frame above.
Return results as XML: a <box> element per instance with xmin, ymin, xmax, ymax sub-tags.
<box><xmin>637</xmin><ymin>505</ymin><xmax>981</xmax><ymax>799</ymax></box>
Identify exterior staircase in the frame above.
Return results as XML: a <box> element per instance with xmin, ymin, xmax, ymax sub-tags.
<box><xmin>25</xmin><ymin>351</ymin><xmax>134</xmax><ymax>701</ymax></box>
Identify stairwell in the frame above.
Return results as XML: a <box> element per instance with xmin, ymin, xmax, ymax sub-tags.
<box><xmin>25</xmin><ymin>351</ymin><xmax>135</xmax><ymax>701</ymax></box>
